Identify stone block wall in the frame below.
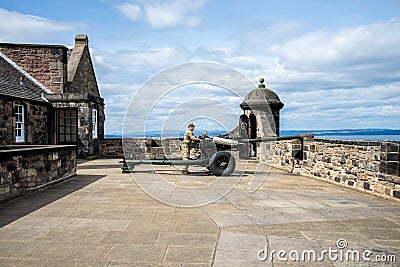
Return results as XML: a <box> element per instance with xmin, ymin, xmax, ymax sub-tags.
<box><xmin>0</xmin><ymin>99</ymin><xmax>49</xmax><ymax>145</ymax></box>
<box><xmin>66</xmin><ymin>46</ymin><xmax>99</xmax><ymax>95</ymax></box>
<box><xmin>100</xmin><ymin>138</ymin><xmax>124</xmax><ymax>158</ymax></box>
<box><xmin>28</xmin><ymin>102</ymin><xmax>50</xmax><ymax>144</ymax></box>
<box><xmin>259</xmin><ymin>138</ymin><xmax>400</xmax><ymax>200</ymax></box>
<box><xmin>0</xmin><ymin>99</ymin><xmax>13</xmax><ymax>145</ymax></box>
<box><xmin>0</xmin><ymin>145</ymin><xmax>76</xmax><ymax>202</ymax></box>
<box><xmin>78</xmin><ymin>101</ymin><xmax>90</xmax><ymax>149</ymax></box>
<box><xmin>380</xmin><ymin>142</ymin><xmax>400</xmax><ymax>176</ymax></box>
<box><xmin>100</xmin><ymin>138</ymin><xmax>183</xmax><ymax>159</ymax></box>
<box><xmin>120</xmin><ymin>138</ymin><xmax>148</xmax><ymax>159</ymax></box>
<box><xmin>161</xmin><ymin>138</ymin><xmax>183</xmax><ymax>158</ymax></box>
<box><xmin>0</xmin><ymin>44</ymin><xmax>68</xmax><ymax>94</ymax></box>
<box><xmin>47</xmin><ymin>96</ymin><xmax>103</xmax><ymax>158</ymax></box>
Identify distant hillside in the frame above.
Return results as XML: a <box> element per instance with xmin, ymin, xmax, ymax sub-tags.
<box><xmin>280</xmin><ymin>129</ymin><xmax>400</xmax><ymax>141</ymax></box>
<box><xmin>281</xmin><ymin>129</ymin><xmax>400</xmax><ymax>136</ymax></box>
<box><xmin>105</xmin><ymin>128</ymin><xmax>400</xmax><ymax>140</ymax></box>
<box><xmin>107</xmin><ymin>129</ymin><xmax>229</xmax><ymax>138</ymax></box>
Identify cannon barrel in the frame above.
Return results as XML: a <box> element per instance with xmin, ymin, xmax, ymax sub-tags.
<box><xmin>236</xmin><ymin>132</ymin><xmax>314</xmax><ymax>143</ymax></box>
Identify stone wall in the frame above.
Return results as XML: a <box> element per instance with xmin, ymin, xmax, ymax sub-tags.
<box><xmin>0</xmin><ymin>44</ymin><xmax>68</xmax><ymax>94</ymax></box>
<box><xmin>100</xmin><ymin>138</ymin><xmax>124</xmax><ymax>158</ymax></box>
<box><xmin>0</xmin><ymin>99</ymin><xmax>13</xmax><ymax>145</ymax></box>
<box><xmin>258</xmin><ymin>138</ymin><xmax>400</xmax><ymax>200</ymax></box>
<box><xmin>66</xmin><ymin>45</ymin><xmax>99</xmax><ymax>96</ymax></box>
<box><xmin>100</xmin><ymin>138</ymin><xmax>182</xmax><ymax>159</ymax></box>
<box><xmin>161</xmin><ymin>138</ymin><xmax>183</xmax><ymax>158</ymax></box>
<box><xmin>64</xmin><ymin>34</ymin><xmax>105</xmax><ymax>145</ymax></box>
<box><xmin>0</xmin><ymin>99</ymin><xmax>50</xmax><ymax>145</ymax></box>
<box><xmin>45</xmin><ymin>94</ymin><xmax>104</xmax><ymax>158</ymax></box>
<box><xmin>0</xmin><ymin>145</ymin><xmax>76</xmax><ymax>202</ymax></box>
<box><xmin>380</xmin><ymin>142</ymin><xmax>400</xmax><ymax>176</ymax></box>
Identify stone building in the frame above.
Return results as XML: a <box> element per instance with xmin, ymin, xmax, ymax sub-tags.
<box><xmin>0</xmin><ymin>53</ymin><xmax>52</xmax><ymax>145</ymax></box>
<box><xmin>0</xmin><ymin>34</ymin><xmax>105</xmax><ymax>157</ymax></box>
<box><xmin>239</xmin><ymin>78</ymin><xmax>284</xmax><ymax>157</ymax></box>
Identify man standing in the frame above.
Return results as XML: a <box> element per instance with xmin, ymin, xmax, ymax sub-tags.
<box><xmin>181</xmin><ymin>123</ymin><xmax>199</xmax><ymax>174</ymax></box>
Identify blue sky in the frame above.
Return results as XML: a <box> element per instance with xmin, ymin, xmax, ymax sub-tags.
<box><xmin>1</xmin><ymin>0</ymin><xmax>399</xmax><ymax>135</ymax></box>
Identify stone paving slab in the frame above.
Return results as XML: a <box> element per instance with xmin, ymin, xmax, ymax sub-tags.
<box><xmin>0</xmin><ymin>158</ymin><xmax>399</xmax><ymax>266</ymax></box>
<box><xmin>103</xmin><ymin>244</ymin><xmax>167</xmax><ymax>264</ymax></box>
<box><xmin>214</xmin><ymin>249</ymin><xmax>272</xmax><ymax>267</ymax></box>
<box><xmin>163</xmin><ymin>245</ymin><xmax>215</xmax><ymax>265</ymax></box>
<box><xmin>100</xmin><ymin>230</ymin><xmax>159</xmax><ymax>245</ymax></box>
<box><xmin>35</xmin><ymin>228</ymin><xmax>109</xmax><ymax>244</ymax></box>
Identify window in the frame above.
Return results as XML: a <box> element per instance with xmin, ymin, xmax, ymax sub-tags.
<box><xmin>92</xmin><ymin>109</ymin><xmax>98</xmax><ymax>139</ymax></box>
<box><xmin>58</xmin><ymin>109</ymin><xmax>77</xmax><ymax>143</ymax></box>
<box><xmin>15</xmin><ymin>104</ymin><xmax>25</xmax><ymax>143</ymax></box>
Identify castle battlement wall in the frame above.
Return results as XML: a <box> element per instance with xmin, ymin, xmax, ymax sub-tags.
<box><xmin>258</xmin><ymin>138</ymin><xmax>400</xmax><ymax>201</ymax></box>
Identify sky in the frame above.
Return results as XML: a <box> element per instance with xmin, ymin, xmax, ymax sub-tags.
<box><xmin>0</xmin><ymin>0</ymin><xmax>399</xmax><ymax>135</ymax></box>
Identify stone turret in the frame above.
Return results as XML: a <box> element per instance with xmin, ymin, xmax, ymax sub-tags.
<box><xmin>240</xmin><ymin>78</ymin><xmax>284</xmax><ymax>137</ymax></box>
<box><xmin>239</xmin><ymin>78</ymin><xmax>284</xmax><ymax>157</ymax></box>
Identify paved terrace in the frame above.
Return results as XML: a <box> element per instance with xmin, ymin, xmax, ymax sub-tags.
<box><xmin>0</xmin><ymin>159</ymin><xmax>399</xmax><ymax>266</ymax></box>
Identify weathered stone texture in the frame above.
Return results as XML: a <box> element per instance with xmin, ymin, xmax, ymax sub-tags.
<box><xmin>0</xmin><ymin>45</ymin><xmax>67</xmax><ymax>94</ymax></box>
<box><xmin>28</xmin><ymin>102</ymin><xmax>49</xmax><ymax>144</ymax></box>
<box><xmin>380</xmin><ymin>142</ymin><xmax>400</xmax><ymax>176</ymax></box>
<box><xmin>66</xmin><ymin>46</ymin><xmax>99</xmax><ymax>96</ymax></box>
<box><xmin>259</xmin><ymin>138</ymin><xmax>400</xmax><ymax>200</ymax></box>
<box><xmin>45</xmin><ymin>94</ymin><xmax>104</xmax><ymax>158</ymax></box>
<box><xmin>0</xmin><ymin>99</ymin><xmax>49</xmax><ymax>145</ymax></box>
<box><xmin>0</xmin><ymin>99</ymin><xmax>13</xmax><ymax>145</ymax></box>
<box><xmin>0</xmin><ymin>145</ymin><xmax>76</xmax><ymax>202</ymax></box>
<box><xmin>101</xmin><ymin>138</ymin><xmax>182</xmax><ymax>159</ymax></box>
<box><xmin>161</xmin><ymin>138</ymin><xmax>183</xmax><ymax>158</ymax></box>
<box><xmin>100</xmin><ymin>138</ymin><xmax>124</xmax><ymax>158</ymax></box>
<box><xmin>1</xmin><ymin>35</ymin><xmax>105</xmax><ymax>158</ymax></box>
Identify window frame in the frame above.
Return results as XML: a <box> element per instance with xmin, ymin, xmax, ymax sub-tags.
<box><xmin>57</xmin><ymin>108</ymin><xmax>78</xmax><ymax>144</ymax></box>
<box><xmin>15</xmin><ymin>104</ymin><xmax>25</xmax><ymax>143</ymax></box>
<box><xmin>92</xmin><ymin>108</ymin><xmax>98</xmax><ymax>139</ymax></box>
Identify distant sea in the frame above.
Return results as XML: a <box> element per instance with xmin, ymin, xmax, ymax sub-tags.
<box><xmin>281</xmin><ymin>129</ymin><xmax>400</xmax><ymax>142</ymax></box>
<box><xmin>105</xmin><ymin>129</ymin><xmax>400</xmax><ymax>142</ymax></box>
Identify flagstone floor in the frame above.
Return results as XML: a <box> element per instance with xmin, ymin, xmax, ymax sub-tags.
<box><xmin>0</xmin><ymin>159</ymin><xmax>399</xmax><ymax>266</ymax></box>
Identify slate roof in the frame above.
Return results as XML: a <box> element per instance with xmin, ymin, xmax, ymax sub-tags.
<box><xmin>0</xmin><ymin>52</ymin><xmax>51</xmax><ymax>103</ymax></box>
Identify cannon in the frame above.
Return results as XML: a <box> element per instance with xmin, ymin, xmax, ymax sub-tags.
<box><xmin>121</xmin><ymin>132</ymin><xmax>313</xmax><ymax>176</ymax></box>
<box><xmin>121</xmin><ymin>134</ymin><xmax>236</xmax><ymax>176</ymax></box>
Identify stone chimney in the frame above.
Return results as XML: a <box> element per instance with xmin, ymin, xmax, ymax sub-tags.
<box><xmin>74</xmin><ymin>34</ymin><xmax>88</xmax><ymax>46</ymax></box>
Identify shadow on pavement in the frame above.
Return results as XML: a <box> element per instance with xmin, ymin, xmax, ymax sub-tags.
<box><xmin>78</xmin><ymin>164</ymin><xmax>122</xmax><ymax>169</ymax></box>
<box><xmin>0</xmin><ymin>174</ymin><xmax>105</xmax><ymax>227</ymax></box>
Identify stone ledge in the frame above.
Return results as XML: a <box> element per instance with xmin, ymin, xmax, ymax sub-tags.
<box><xmin>0</xmin><ymin>172</ymin><xmax>77</xmax><ymax>204</ymax></box>
<box><xmin>0</xmin><ymin>145</ymin><xmax>77</xmax><ymax>203</ymax></box>
<box><xmin>314</xmin><ymin>138</ymin><xmax>382</xmax><ymax>146</ymax></box>
<box><xmin>0</xmin><ymin>145</ymin><xmax>76</xmax><ymax>156</ymax></box>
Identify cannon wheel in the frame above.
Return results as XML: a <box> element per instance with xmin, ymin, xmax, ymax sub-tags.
<box><xmin>208</xmin><ymin>151</ymin><xmax>236</xmax><ymax>176</ymax></box>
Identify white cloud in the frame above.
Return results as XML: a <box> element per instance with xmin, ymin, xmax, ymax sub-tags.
<box><xmin>272</xmin><ymin>19</ymin><xmax>400</xmax><ymax>72</ymax></box>
<box><xmin>115</xmin><ymin>0</ymin><xmax>207</xmax><ymax>29</ymax></box>
<box><xmin>0</xmin><ymin>8</ymin><xmax>81</xmax><ymax>42</ymax></box>
<box><xmin>280</xmin><ymin>82</ymin><xmax>400</xmax><ymax>130</ymax></box>
<box><xmin>2</xmin><ymin>3</ymin><xmax>398</xmax><ymax>134</ymax></box>
<box><xmin>116</xmin><ymin>3</ymin><xmax>142</xmax><ymax>21</ymax></box>
<box><xmin>92</xmin><ymin>17</ymin><xmax>400</xmax><ymax>133</ymax></box>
